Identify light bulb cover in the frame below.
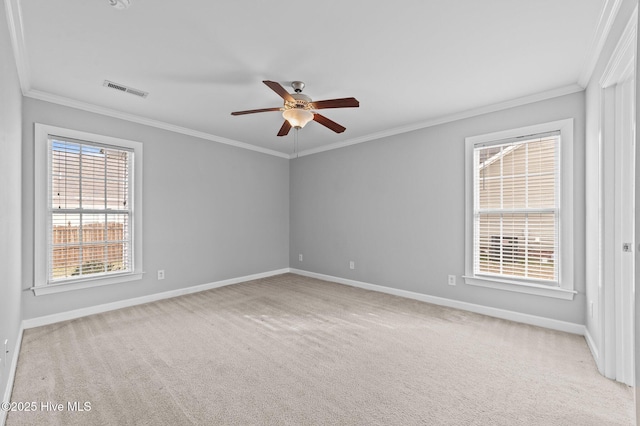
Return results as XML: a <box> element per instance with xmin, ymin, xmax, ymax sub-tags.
<box><xmin>283</xmin><ymin>109</ymin><xmax>314</xmax><ymax>129</ymax></box>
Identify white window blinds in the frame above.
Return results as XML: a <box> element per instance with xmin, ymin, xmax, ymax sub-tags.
<box><xmin>48</xmin><ymin>136</ymin><xmax>133</xmax><ymax>282</ymax></box>
<box><xmin>473</xmin><ymin>132</ymin><xmax>560</xmax><ymax>284</ymax></box>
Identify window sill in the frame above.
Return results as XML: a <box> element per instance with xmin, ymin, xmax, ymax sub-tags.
<box><xmin>463</xmin><ymin>275</ymin><xmax>576</xmax><ymax>300</ymax></box>
<box><xmin>32</xmin><ymin>272</ymin><xmax>144</xmax><ymax>296</ymax></box>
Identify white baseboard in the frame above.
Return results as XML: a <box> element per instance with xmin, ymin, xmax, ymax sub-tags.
<box><xmin>22</xmin><ymin>268</ymin><xmax>289</xmax><ymax>329</ymax></box>
<box><xmin>19</xmin><ymin>266</ymin><xmax>588</xmax><ymax>335</ymax></box>
<box><xmin>290</xmin><ymin>269</ymin><xmax>586</xmax><ymax>335</ymax></box>
<box><xmin>3</xmin><ymin>266</ymin><xmax>594</xmax><ymax>426</ymax></box>
<box><xmin>3</xmin><ymin>268</ymin><xmax>289</xmax><ymax>426</ymax></box>
<box><xmin>584</xmin><ymin>327</ymin><xmax>601</xmax><ymax>371</ymax></box>
<box><xmin>1</xmin><ymin>325</ymin><xmax>24</xmax><ymax>426</ymax></box>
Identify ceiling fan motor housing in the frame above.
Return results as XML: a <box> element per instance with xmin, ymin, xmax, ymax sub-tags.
<box><xmin>289</xmin><ymin>93</ymin><xmax>312</xmax><ymax>110</ymax></box>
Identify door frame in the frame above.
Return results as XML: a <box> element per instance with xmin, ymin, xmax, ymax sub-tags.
<box><xmin>599</xmin><ymin>6</ymin><xmax>637</xmax><ymax>386</ymax></box>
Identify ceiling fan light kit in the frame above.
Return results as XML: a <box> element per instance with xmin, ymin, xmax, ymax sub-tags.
<box><xmin>231</xmin><ymin>80</ymin><xmax>359</xmax><ymax>137</ymax></box>
<box><xmin>282</xmin><ymin>108</ymin><xmax>314</xmax><ymax>129</ymax></box>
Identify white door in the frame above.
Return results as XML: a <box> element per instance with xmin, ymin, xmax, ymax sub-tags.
<box><xmin>600</xmin><ymin>12</ymin><xmax>636</xmax><ymax>386</ymax></box>
<box><xmin>614</xmin><ymin>75</ymin><xmax>636</xmax><ymax>386</ymax></box>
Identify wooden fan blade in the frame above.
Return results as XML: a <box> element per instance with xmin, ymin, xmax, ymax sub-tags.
<box><xmin>313</xmin><ymin>114</ymin><xmax>346</xmax><ymax>133</ymax></box>
<box><xmin>277</xmin><ymin>120</ymin><xmax>292</xmax><ymax>137</ymax></box>
<box><xmin>231</xmin><ymin>107</ymin><xmax>281</xmax><ymax>116</ymax></box>
<box><xmin>263</xmin><ymin>80</ymin><xmax>295</xmax><ymax>102</ymax></box>
<box><xmin>311</xmin><ymin>97</ymin><xmax>359</xmax><ymax>110</ymax></box>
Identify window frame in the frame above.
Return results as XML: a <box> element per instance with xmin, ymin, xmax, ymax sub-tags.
<box><xmin>464</xmin><ymin>119</ymin><xmax>575</xmax><ymax>300</ymax></box>
<box><xmin>34</xmin><ymin>123</ymin><xmax>143</xmax><ymax>295</ymax></box>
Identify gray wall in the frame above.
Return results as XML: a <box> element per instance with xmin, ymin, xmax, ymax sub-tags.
<box><xmin>290</xmin><ymin>91</ymin><xmax>585</xmax><ymax>324</ymax></box>
<box><xmin>0</xmin><ymin>0</ymin><xmax>23</xmax><ymax>401</ymax></box>
<box><xmin>22</xmin><ymin>98</ymin><xmax>290</xmax><ymax>319</ymax></box>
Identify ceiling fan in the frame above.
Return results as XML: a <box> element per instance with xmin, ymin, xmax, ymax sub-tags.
<box><xmin>231</xmin><ymin>81</ymin><xmax>359</xmax><ymax>136</ymax></box>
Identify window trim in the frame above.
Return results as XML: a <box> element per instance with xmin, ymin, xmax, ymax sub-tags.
<box><xmin>463</xmin><ymin>119</ymin><xmax>575</xmax><ymax>300</ymax></box>
<box><xmin>34</xmin><ymin>123</ymin><xmax>143</xmax><ymax>295</ymax></box>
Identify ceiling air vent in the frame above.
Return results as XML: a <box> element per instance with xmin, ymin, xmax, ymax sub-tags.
<box><xmin>103</xmin><ymin>80</ymin><xmax>148</xmax><ymax>98</ymax></box>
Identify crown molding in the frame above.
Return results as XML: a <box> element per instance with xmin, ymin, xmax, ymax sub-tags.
<box><xmin>577</xmin><ymin>0</ymin><xmax>624</xmax><ymax>87</ymax></box>
<box><xmin>4</xmin><ymin>0</ymin><xmax>31</xmax><ymax>95</ymax></box>
<box><xmin>5</xmin><ymin>1</ymin><xmax>288</xmax><ymax>159</ymax></box>
<box><xmin>292</xmin><ymin>84</ymin><xmax>585</xmax><ymax>158</ymax></box>
<box><xmin>2</xmin><ymin>0</ymin><xmax>594</xmax><ymax>162</ymax></box>
<box><xmin>24</xmin><ymin>82</ymin><xmax>584</xmax><ymax>162</ymax></box>
<box><xmin>24</xmin><ymin>89</ymin><xmax>290</xmax><ymax>158</ymax></box>
<box><xmin>599</xmin><ymin>4</ymin><xmax>637</xmax><ymax>87</ymax></box>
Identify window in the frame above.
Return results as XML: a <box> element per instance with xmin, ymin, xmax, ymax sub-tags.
<box><xmin>464</xmin><ymin>119</ymin><xmax>575</xmax><ymax>300</ymax></box>
<box><xmin>34</xmin><ymin>124</ymin><xmax>143</xmax><ymax>295</ymax></box>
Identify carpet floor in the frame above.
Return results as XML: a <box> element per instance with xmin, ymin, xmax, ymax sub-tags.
<box><xmin>6</xmin><ymin>273</ymin><xmax>635</xmax><ymax>425</ymax></box>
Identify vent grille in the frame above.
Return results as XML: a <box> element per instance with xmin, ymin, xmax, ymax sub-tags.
<box><xmin>103</xmin><ymin>80</ymin><xmax>148</xmax><ymax>98</ymax></box>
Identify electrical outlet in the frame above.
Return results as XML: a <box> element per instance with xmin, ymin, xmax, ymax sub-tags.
<box><xmin>448</xmin><ymin>275</ymin><xmax>456</xmax><ymax>286</ymax></box>
<box><xmin>157</xmin><ymin>270</ymin><xmax>165</xmax><ymax>280</ymax></box>
<box><xmin>299</xmin><ymin>254</ymin><xmax>303</xmax><ymax>262</ymax></box>
<box><xmin>349</xmin><ymin>261</ymin><xmax>355</xmax><ymax>270</ymax></box>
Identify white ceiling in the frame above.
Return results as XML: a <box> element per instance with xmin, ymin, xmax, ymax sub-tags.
<box><xmin>8</xmin><ymin>0</ymin><xmax>608</xmax><ymax>157</ymax></box>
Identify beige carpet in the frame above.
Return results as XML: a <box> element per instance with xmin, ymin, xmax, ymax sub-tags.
<box><xmin>6</xmin><ymin>273</ymin><xmax>634</xmax><ymax>425</ymax></box>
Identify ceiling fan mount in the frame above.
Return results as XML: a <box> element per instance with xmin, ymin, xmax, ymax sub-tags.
<box><xmin>231</xmin><ymin>80</ymin><xmax>359</xmax><ymax>137</ymax></box>
<box><xmin>291</xmin><ymin>81</ymin><xmax>305</xmax><ymax>93</ymax></box>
